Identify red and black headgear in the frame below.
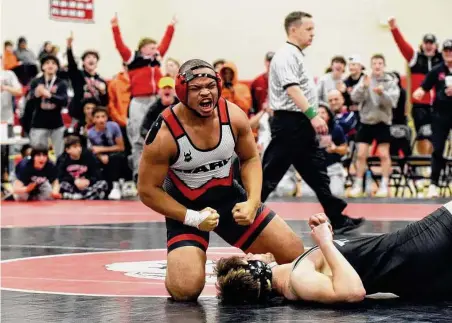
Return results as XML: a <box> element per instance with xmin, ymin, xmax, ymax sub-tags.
<box><xmin>175</xmin><ymin>59</ymin><xmax>222</xmax><ymax>107</ymax></box>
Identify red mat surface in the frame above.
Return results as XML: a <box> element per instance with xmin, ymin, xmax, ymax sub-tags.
<box><xmin>0</xmin><ymin>201</ymin><xmax>442</xmax><ymax>228</ymax></box>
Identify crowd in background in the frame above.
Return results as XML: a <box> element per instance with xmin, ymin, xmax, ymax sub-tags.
<box><xmin>1</xmin><ymin>15</ymin><xmax>451</xmax><ymax>202</ymax></box>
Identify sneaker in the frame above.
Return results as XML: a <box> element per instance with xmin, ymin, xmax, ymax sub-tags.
<box><xmin>348</xmin><ymin>184</ymin><xmax>363</xmax><ymax>198</ymax></box>
<box><xmin>121</xmin><ymin>181</ymin><xmax>137</xmax><ymax>197</ymax></box>
<box><xmin>108</xmin><ymin>182</ymin><xmax>122</xmax><ymax>200</ymax></box>
<box><xmin>63</xmin><ymin>192</ymin><xmax>83</xmax><ymax>200</ymax></box>
<box><xmin>427</xmin><ymin>184</ymin><xmax>439</xmax><ymax>198</ymax></box>
<box><xmin>72</xmin><ymin>193</ymin><xmax>83</xmax><ymax>200</ymax></box>
<box><xmin>333</xmin><ymin>215</ymin><xmax>365</xmax><ymax>235</ymax></box>
<box><xmin>374</xmin><ymin>187</ymin><xmax>389</xmax><ymax>198</ymax></box>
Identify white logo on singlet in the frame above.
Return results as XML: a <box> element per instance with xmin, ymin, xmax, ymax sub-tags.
<box><xmin>170</xmin><ymin>125</ymin><xmax>235</xmax><ymax>189</ymax></box>
<box><xmin>333</xmin><ymin>239</ymin><xmax>350</xmax><ymax>247</ymax></box>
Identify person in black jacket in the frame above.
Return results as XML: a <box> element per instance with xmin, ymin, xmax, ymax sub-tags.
<box><xmin>66</xmin><ymin>32</ymin><xmax>108</xmax><ymax>121</ymax></box>
<box><xmin>391</xmin><ymin>71</ymin><xmax>407</xmax><ymax>125</ymax></box>
<box><xmin>140</xmin><ymin>76</ymin><xmax>179</xmax><ymax>140</ymax></box>
<box><xmin>13</xmin><ymin>146</ymin><xmax>61</xmax><ymax>201</ymax></box>
<box><xmin>413</xmin><ymin>39</ymin><xmax>452</xmax><ymax>198</ymax></box>
<box><xmin>57</xmin><ymin>136</ymin><xmax>108</xmax><ymax>200</ymax></box>
<box><xmin>22</xmin><ymin>55</ymin><xmax>68</xmax><ymax>157</ymax></box>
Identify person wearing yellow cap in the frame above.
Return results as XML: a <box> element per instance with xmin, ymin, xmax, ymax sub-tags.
<box><xmin>140</xmin><ymin>76</ymin><xmax>179</xmax><ymax>142</ymax></box>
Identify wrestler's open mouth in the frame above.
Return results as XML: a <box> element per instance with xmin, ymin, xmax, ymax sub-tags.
<box><xmin>200</xmin><ymin>98</ymin><xmax>213</xmax><ymax>110</ymax></box>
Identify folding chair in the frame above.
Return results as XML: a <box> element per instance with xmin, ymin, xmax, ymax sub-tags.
<box><xmin>366</xmin><ymin>125</ymin><xmax>412</xmax><ymax>197</ymax></box>
<box><xmin>404</xmin><ymin>155</ymin><xmax>431</xmax><ymax>196</ymax></box>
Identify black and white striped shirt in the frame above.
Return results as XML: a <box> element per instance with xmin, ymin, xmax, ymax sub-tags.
<box><xmin>269</xmin><ymin>42</ymin><xmax>318</xmax><ymax>112</ymax></box>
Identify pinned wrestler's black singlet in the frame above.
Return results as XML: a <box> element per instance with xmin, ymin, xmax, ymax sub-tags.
<box><xmin>293</xmin><ymin>205</ymin><xmax>452</xmax><ymax>299</ymax></box>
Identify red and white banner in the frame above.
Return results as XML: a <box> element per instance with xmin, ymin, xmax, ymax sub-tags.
<box><xmin>49</xmin><ymin>0</ymin><xmax>94</xmax><ymax>23</ymax></box>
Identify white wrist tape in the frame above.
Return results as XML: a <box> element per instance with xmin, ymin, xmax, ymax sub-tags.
<box><xmin>268</xmin><ymin>262</ymin><xmax>278</xmax><ymax>269</ymax></box>
<box><xmin>184</xmin><ymin>209</ymin><xmax>211</xmax><ymax>229</ymax></box>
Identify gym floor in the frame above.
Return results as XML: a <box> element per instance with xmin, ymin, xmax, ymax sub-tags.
<box><xmin>1</xmin><ymin>198</ymin><xmax>452</xmax><ymax>322</ymax></box>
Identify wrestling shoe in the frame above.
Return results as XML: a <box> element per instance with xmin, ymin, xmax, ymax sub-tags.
<box><xmin>333</xmin><ymin>216</ymin><xmax>365</xmax><ymax>235</ymax></box>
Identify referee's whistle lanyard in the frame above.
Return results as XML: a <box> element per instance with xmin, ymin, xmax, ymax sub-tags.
<box><xmin>41</xmin><ymin>75</ymin><xmax>57</xmax><ymax>110</ymax></box>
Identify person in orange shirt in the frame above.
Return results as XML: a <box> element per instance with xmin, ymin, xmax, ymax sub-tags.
<box><xmin>108</xmin><ymin>63</ymin><xmax>131</xmax><ymax>155</ymax></box>
<box><xmin>219</xmin><ymin>62</ymin><xmax>252</xmax><ymax>114</ymax></box>
<box><xmin>3</xmin><ymin>41</ymin><xmax>20</xmax><ymax>71</ymax></box>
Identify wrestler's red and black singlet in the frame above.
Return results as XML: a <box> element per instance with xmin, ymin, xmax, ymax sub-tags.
<box><xmin>161</xmin><ymin>98</ymin><xmax>275</xmax><ymax>252</ymax></box>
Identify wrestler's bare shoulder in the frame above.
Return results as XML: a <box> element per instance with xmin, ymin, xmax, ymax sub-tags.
<box><xmin>143</xmin><ymin>117</ymin><xmax>177</xmax><ymax>158</ymax></box>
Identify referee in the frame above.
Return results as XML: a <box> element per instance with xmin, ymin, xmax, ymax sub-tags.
<box><xmin>261</xmin><ymin>11</ymin><xmax>363</xmax><ymax>233</ymax></box>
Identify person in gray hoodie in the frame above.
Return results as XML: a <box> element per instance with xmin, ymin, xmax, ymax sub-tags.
<box><xmin>349</xmin><ymin>54</ymin><xmax>400</xmax><ymax>198</ymax></box>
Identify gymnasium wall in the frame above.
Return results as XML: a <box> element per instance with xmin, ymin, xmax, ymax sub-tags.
<box><xmin>1</xmin><ymin>0</ymin><xmax>450</xmax><ymax>79</ymax></box>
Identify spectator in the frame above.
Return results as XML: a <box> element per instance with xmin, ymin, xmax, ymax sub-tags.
<box><xmin>249</xmin><ymin>105</ymin><xmax>273</xmax><ymax>154</ymax></box>
<box><xmin>14</xmin><ymin>37</ymin><xmax>37</xmax><ymax>66</ymax></box>
<box><xmin>111</xmin><ymin>13</ymin><xmax>176</xmax><ymax>178</ymax></box>
<box><xmin>344</xmin><ymin>54</ymin><xmax>365</xmax><ymax>111</ymax></box>
<box><xmin>3</xmin><ymin>41</ymin><xmax>20</xmax><ymax>70</ymax></box>
<box><xmin>350</xmin><ymin>54</ymin><xmax>400</xmax><ymax>198</ymax></box>
<box><xmin>14</xmin><ymin>144</ymin><xmax>33</xmax><ymax>176</ymax></box>
<box><xmin>66</xmin><ymin>32</ymin><xmax>108</xmax><ymax>121</ymax></box>
<box><xmin>314</xmin><ymin>103</ymin><xmax>348</xmax><ymax>197</ymax></box>
<box><xmin>13</xmin><ymin>146</ymin><xmax>61</xmax><ymax>201</ymax></box>
<box><xmin>57</xmin><ymin>136</ymin><xmax>108</xmax><ymax>200</ymax></box>
<box><xmin>87</xmin><ymin>106</ymin><xmax>132</xmax><ymax>200</ymax></box>
<box><xmin>388</xmin><ymin>17</ymin><xmax>443</xmax><ymax>155</ymax></box>
<box><xmin>1</xmin><ymin>55</ymin><xmax>23</xmax><ymax>125</ymax></box>
<box><xmin>327</xmin><ymin>89</ymin><xmax>358</xmax><ymax>141</ymax></box>
<box><xmin>219</xmin><ymin>61</ymin><xmax>252</xmax><ymax>114</ymax></box>
<box><xmin>107</xmin><ymin>63</ymin><xmax>131</xmax><ymax>154</ymax></box>
<box><xmin>251</xmin><ymin>51</ymin><xmax>274</xmax><ymax>114</ymax></box>
<box><xmin>164</xmin><ymin>57</ymin><xmax>180</xmax><ymax>79</ymax></box>
<box><xmin>317</xmin><ymin>56</ymin><xmax>347</xmax><ymax>103</ymax></box>
<box><xmin>22</xmin><ymin>55</ymin><xmax>68</xmax><ymax>158</ymax></box>
<box><xmin>64</xmin><ymin>98</ymin><xmax>98</xmax><ymax>149</ymax></box>
<box><xmin>1</xmin><ymin>55</ymin><xmax>23</xmax><ymax>182</ymax></box>
<box><xmin>140</xmin><ymin>76</ymin><xmax>179</xmax><ymax>140</ymax></box>
<box><xmin>38</xmin><ymin>41</ymin><xmax>54</xmax><ymax>60</ymax></box>
<box><xmin>14</xmin><ymin>37</ymin><xmax>38</xmax><ymax>84</ymax></box>
<box><xmin>70</xmin><ymin>98</ymin><xmax>99</xmax><ymax>147</ymax></box>
<box><xmin>413</xmin><ymin>39</ymin><xmax>452</xmax><ymax>198</ymax></box>
<box><xmin>391</xmin><ymin>71</ymin><xmax>407</xmax><ymax>125</ymax></box>
<box><xmin>213</xmin><ymin>59</ymin><xmax>225</xmax><ymax>73</ymax></box>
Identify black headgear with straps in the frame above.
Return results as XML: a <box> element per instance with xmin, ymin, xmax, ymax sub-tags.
<box><xmin>245</xmin><ymin>260</ymin><xmax>273</xmax><ymax>301</ymax></box>
<box><xmin>175</xmin><ymin>60</ymin><xmax>222</xmax><ymax>118</ymax></box>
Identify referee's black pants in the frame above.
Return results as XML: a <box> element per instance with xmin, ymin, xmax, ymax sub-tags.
<box><xmin>261</xmin><ymin>111</ymin><xmax>348</xmax><ymax>226</ymax></box>
<box><xmin>430</xmin><ymin>107</ymin><xmax>452</xmax><ymax>186</ymax></box>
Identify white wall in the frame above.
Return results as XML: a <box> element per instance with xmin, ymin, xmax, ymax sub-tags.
<box><xmin>1</xmin><ymin>0</ymin><xmax>450</xmax><ymax>79</ymax></box>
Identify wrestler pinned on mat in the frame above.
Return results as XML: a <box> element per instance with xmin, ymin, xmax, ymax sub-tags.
<box><xmin>215</xmin><ymin>202</ymin><xmax>452</xmax><ymax>304</ymax></box>
<box><xmin>138</xmin><ymin>59</ymin><xmax>303</xmax><ymax>302</ymax></box>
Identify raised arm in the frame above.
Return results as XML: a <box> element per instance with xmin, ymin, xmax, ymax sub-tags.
<box><xmin>157</xmin><ymin>16</ymin><xmax>177</xmax><ymax>57</ymax></box>
<box><xmin>289</xmin><ymin>222</ymin><xmax>365</xmax><ymax>304</ymax></box>
<box><xmin>388</xmin><ymin>17</ymin><xmax>415</xmax><ymax>63</ymax></box>
<box><xmin>66</xmin><ymin>31</ymin><xmax>79</xmax><ymax>73</ymax></box>
<box><xmin>111</xmin><ymin>14</ymin><xmax>133</xmax><ymax>63</ymax></box>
